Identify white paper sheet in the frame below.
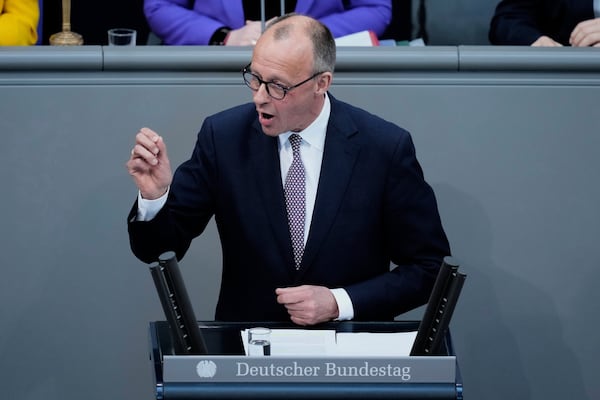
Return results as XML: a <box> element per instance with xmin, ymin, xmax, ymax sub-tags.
<box><xmin>241</xmin><ymin>329</ymin><xmax>417</xmax><ymax>357</ymax></box>
<box><xmin>334</xmin><ymin>331</ymin><xmax>418</xmax><ymax>356</ymax></box>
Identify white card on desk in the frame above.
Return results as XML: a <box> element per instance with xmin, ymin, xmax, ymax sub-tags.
<box><xmin>241</xmin><ymin>329</ymin><xmax>417</xmax><ymax>357</ymax></box>
<box><xmin>334</xmin><ymin>331</ymin><xmax>418</xmax><ymax>357</ymax></box>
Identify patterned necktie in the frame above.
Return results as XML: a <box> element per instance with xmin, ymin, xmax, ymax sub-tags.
<box><xmin>284</xmin><ymin>134</ymin><xmax>306</xmax><ymax>269</ymax></box>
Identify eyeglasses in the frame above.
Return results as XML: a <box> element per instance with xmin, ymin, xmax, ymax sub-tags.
<box><xmin>242</xmin><ymin>64</ymin><xmax>323</xmax><ymax>100</ymax></box>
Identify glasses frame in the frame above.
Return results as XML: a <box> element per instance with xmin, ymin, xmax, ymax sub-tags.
<box><xmin>242</xmin><ymin>64</ymin><xmax>323</xmax><ymax>100</ymax></box>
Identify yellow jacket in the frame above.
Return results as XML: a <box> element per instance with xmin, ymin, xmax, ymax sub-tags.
<box><xmin>0</xmin><ymin>0</ymin><xmax>39</xmax><ymax>45</ymax></box>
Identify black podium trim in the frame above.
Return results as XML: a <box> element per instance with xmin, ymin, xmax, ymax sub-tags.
<box><xmin>149</xmin><ymin>321</ymin><xmax>463</xmax><ymax>400</ymax></box>
<box><xmin>163</xmin><ymin>382</ymin><xmax>458</xmax><ymax>399</ymax></box>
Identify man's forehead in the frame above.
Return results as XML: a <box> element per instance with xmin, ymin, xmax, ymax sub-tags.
<box><xmin>254</xmin><ymin>35</ymin><xmax>312</xmax><ymax>64</ymax></box>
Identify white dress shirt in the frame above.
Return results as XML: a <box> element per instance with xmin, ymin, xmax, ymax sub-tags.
<box><xmin>136</xmin><ymin>93</ymin><xmax>354</xmax><ymax>320</ymax></box>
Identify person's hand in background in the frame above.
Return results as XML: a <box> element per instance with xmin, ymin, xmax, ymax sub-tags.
<box><xmin>226</xmin><ymin>20</ymin><xmax>264</xmax><ymax>46</ymax></box>
<box><xmin>531</xmin><ymin>35</ymin><xmax>563</xmax><ymax>46</ymax></box>
<box><xmin>570</xmin><ymin>18</ymin><xmax>600</xmax><ymax>47</ymax></box>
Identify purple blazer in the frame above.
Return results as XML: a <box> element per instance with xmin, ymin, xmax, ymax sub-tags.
<box><xmin>144</xmin><ymin>0</ymin><xmax>392</xmax><ymax>45</ymax></box>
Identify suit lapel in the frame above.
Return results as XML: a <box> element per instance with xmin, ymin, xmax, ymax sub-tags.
<box><xmin>249</xmin><ymin>119</ymin><xmax>296</xmax><ymax>277</ymax></box>
<box><xmin>296</xmin><ymin>98</ymin><xmax>360</xmax><ymax>280</ymax></box>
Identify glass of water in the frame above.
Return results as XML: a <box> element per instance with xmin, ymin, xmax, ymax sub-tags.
<box><xmin>107</xmin><ymin>28</ymin><xmax>137</xmax><ymax>46</ymax></box>
<box><xmin>247</xmin><ymin>327</ymin><xmax>271</xmax><ymax>356</ymax></box>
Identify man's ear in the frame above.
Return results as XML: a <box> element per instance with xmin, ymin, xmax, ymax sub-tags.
<box><xmin>316</xmin><ymin>72</ymin><xmax>333</xmax><ymax>94</ymax></box>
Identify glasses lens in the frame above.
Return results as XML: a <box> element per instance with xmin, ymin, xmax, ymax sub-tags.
<box><xmin>266</xmin><ymin>83</ymin><xmax>285</xmax><ymax>100</ymax></box>
<box><xmin>243</xmin><ymin>72</ymin><xmax>258</xmax><ymax>89</ymax></box>
<box><xmin>242</xmin><ymin>67</ymin><xmax>288</xmax><ymax>100</ymax></box>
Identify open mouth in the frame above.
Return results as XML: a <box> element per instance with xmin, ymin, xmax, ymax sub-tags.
<box><xmin>261</xmin><ymin>112</ymin><xmax>274</xmax><ymax>120</ymax></box>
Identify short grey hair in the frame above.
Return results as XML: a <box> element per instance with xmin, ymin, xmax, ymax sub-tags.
<box><xmin>265</xmin><ymin>13</ymin><xmax>336</xmax><ymax>74</ymax></box>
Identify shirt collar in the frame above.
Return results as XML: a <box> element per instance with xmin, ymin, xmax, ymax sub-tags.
<box><xmin>278</xmin><ymin>93</ymin><xmax>330</xmax><ymax>152</ymax></box>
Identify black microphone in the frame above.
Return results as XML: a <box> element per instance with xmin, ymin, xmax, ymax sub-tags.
<box><xmin>149</xmin><ymin>251</ymin><xmax>208</xmax><ymax>355</ymax></box>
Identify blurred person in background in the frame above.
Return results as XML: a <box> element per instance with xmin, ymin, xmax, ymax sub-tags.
<box><xmin>0</xmin><ymin>0</ymin><xmax>39</xmax><ymax>45</ymax></box>
<box><xmin>489</xmin><ymin>0</ymin><xmax>600</xmax><ymax>46</ymax></box>
<box><xmin>144</xmin><ymin>0</ymin><xmax>391</xmax><ymax>45</ymax></box>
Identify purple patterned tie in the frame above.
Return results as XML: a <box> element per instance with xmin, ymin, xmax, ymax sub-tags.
<box><xmin>284</xmin><ymin>134</ymin><xmax>306</xmax><ymax>269</ymax></box>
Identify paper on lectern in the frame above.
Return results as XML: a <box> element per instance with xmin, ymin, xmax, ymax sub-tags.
<box><xmin>241</xmin><ymin>329</ymin><xmax>417</xmax><ymax>357</ymax></box>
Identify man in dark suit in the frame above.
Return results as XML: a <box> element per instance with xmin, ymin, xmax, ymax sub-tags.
<box><xmin>489</xmin><ymin>0</ymin><xmax>600</xmax><ymax>46</ymax></box>
<box><xmin>127</xmin><ymin>13</ymin><xmax>450</xmax><ymax>325</ymax></box>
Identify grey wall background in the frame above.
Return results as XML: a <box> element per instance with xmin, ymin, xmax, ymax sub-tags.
<box><xmin>1</xmin><ymin>46</ymin><xmax>599</xmax><ymax>400</ymax></box>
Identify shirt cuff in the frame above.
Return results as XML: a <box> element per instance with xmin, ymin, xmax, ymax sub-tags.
<box><xmin>330</xmin><ymin>288</ymin><xmax>354</xmax><ymax>321</ymax></box>
<box><xmin>136</xmin><ymin>188</ymin><xmax>169</xmax><ymax>221</ymax></box>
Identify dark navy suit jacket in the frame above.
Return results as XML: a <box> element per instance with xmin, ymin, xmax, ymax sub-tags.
<box><xmin>128</xmin><ymin>94</ymin><xmax>450</xmax><ymax>322</ymax></box>
<box><xmin>489</xmin><ymin>0</ymin><xmax>595</xmax><ymax>45</ymax></box>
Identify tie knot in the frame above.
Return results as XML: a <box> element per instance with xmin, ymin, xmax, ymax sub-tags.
<box><xmin>289</xmin><ymin>134</ymin><xmax>302</xmax><ymax>154</ymax></box>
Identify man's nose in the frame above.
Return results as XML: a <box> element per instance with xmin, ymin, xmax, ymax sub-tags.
<box><xmin>253</xmin><ymin>82</ymin><xmax>270</xmax><ymax>103</ymax></box>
